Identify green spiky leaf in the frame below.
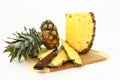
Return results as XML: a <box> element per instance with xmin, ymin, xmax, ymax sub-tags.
<box><xmin>4</xmin><ymin>27</ymin><xmax>43</xmax><ymax>62</ymax></box>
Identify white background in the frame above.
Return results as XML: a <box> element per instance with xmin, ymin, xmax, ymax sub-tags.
<box><xmin>0</xmin><ymin>0</ymin><xmax>120</xmax><ymax>80</ymax></box>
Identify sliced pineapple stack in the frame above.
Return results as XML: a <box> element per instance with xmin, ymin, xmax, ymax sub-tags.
<box><xmin>36</xmin><ymin>39</ymin><xmax>83</xmax><ymax>68</ymax></box>
<box><xmin>61</xmin><ymin>39</ymin><xmax>83</xmax><ymax>65</ymax></box>
<box><xmin>48</xmin><ymin>47</ymin><xmax>69</xmax><ymax>67</ymax></box>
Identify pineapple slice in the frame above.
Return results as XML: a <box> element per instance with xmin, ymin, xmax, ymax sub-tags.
<box><xmin>38</xmin><ymin>48</ymin><xmax>55</xmax><ymax>60</ymax></box>
<box><xmin>48</xmin><ymin>47</ymin><xmax>69</xmax><ymax>67</ymax></box>
<box><xmin>66</xmin><ymin>12</ymin><xmax>95</xmax><ymax>54</ymax></box>
<box><xmin>61</xmin><ymin>39</ymin><xmax>83</xmax><ymax>65</ymax></box>
<box><xmin>34</xmin><ymin>49</ymin><xmax>58</xmax><ymax>70</ymax></box>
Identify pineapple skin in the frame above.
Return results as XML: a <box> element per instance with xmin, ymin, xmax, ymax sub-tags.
<box><xmin>66</xmin><ymin>12</ymin><xmax>96</xmax><ymax>54</ymax></box>
<box><xmin>40</xmin><ymin>20</ymin><xmax>59</xmax><ymax>49</ymax></box>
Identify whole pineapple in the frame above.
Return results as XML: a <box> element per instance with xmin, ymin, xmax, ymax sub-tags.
<box><xmin>4</xmin><ymin>20</ymin><xmax>59</xmax><ymax>62</ymax></box>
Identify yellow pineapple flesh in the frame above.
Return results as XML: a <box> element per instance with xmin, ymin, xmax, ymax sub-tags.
<box><xmin>48</xmin><ymin>47</ymin><xmax>69</xmax><ymax>67</ymax></box>
<box><xmin>61</xmin><ymin>39</ymin><xmax>83</xmax><ymax>65</ymax></box>
<box><xmin>66</xmin><ymin>12</ymin><xmax>95</xmax><ymax>54</ymax></box>
<box><xmin>38</xmin><ymin>48</ymin><xmax>55</xmax><ymax>60</ymax></box>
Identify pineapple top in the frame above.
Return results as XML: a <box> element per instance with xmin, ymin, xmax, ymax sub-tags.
<box><xmin>4</xmin><ymin>20</ymin><xmax>60</xmax><ymax>62</ymax></box>
<box><xmin>4</xmin><ymin>27</ymin><xmax>42</xmax><ymax>62</ymax></box>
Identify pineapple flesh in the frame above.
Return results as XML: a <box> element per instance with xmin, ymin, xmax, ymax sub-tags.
<box><xmin>66</xmin><ymin>12</ymin><xmax>95</xmax><ymax>54</ymax></box>
<box><xmin>38</xmin><ymin>48</ymin><xmax>55</xmax><ymax>60</ymax></box>
<box><xmin>48</xmin><ymin>47</ymin><xmax>69</xmax><ymax>67</ymax></box>
<box><xmin>61</xmin><ymin>39</ymin><xmax>83</xmax><ymax>65</ymax></box>
<box><xmin>34</xmin><ymin>49</ymin><xmax>58</xmax><ymax>70</ymax></box>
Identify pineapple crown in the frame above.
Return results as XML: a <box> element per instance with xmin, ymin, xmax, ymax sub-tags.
<box><xmin>4</xmin><ymin>27</ymin><xmax>42</xmax><ymax>62</ymax></box>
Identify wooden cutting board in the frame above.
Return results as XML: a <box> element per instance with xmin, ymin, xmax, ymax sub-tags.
<box><xmin>26</xmin><ymin>49</ymin><xmax>109</xmax><ymax>73</ymax></box>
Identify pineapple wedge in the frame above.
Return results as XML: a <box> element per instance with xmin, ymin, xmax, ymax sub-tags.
<box><xmin>48</xmin><ymin>47</ymin><xmax>69</xmax><ymax>67</ymax></box>
<box><xmin>38</xmin><ymin>48</ymin><xmax>55</xmax><ymax>60</ymax></box>
<box><xmin>61</xmin><ymin>39</ymin><xmax>83</xmax><ymax>65</ymax></box>
<box><xmin>66</xmin><ymin>12</ymin><xmax>95</xmax><ymax>54</ymax></box>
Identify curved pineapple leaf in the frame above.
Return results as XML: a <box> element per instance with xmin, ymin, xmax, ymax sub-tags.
<box><xmin>4</xmin><ymin>27</ymin><xmax>43</xmax><ymax>62</ymax></box>
<box><xmin>4</xmin><ymin>45</ymin><xmax>14</xmax><ymax>52</ymax></box>
<box><xmin>9</xmin><ymin>49</ymin><xmax>18</xmax><ymax>62</ymax></box>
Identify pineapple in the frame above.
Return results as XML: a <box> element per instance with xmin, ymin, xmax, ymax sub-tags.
<box><xmin>66</xmin><ymin>12</ymin><xmax>95</xmax><ymax>54</ymax></box>
<box><xmin>4</xmin><ymin>20</ymin><xmax>59</xmax><ymax>62</ymax></box>
<box><xmin>34</xmin><ymin>49</ymin><xmax>58</xmax><ymax>70</ymax></box>
<box><xmin>38</xmin><ymin>48</ymin><xmax>56</xmax><ymax>60</ymax></box>
<box><xmin>34</xmin><ymin>46</ymin><xmax>69</xmax><ymax>68</ymax></box>
<box><xmin>48</xmin><ymin>47</ymin><xmax>69</xmax><ymax>67</ymax></box>
<box><xmin>61</xmin><ymin>39</ymin><xmax>83</xmax><ymax>65</ymax></box>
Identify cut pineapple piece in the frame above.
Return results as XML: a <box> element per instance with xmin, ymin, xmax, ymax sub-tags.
<box><xmin>61</xmin><ymin>39</ymin><xmax>83</xmax><ymax>65</ymax></box>
<box><xmin>48</xmin><ymin>47</ymin><xmax>69</xmax><ymax>67</ymax></box>
<box><xmin>66</xmin><ymin>12</ymin><xmax>95</xmax><ymax>54</ymax></box>
<box><xmin>38</xmin><ymin>48</ymin><xmax>55</xmax><ymax>60</ymax></box>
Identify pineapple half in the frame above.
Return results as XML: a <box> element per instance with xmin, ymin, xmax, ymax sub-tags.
<box><xmin>66</xmin><ymin>12</ymin><xmax>96</xmax><ymax>54</ymax></box>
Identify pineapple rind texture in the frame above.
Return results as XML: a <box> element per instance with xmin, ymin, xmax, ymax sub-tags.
<box><xmin>66</xmin><ymin>12</ymin><xmax>95</xmax><ymax>54</ymax></box>
<box><xmin>40</xmin><ymin>20</ymin><xmax>59</xmax><ymax>49</ymax></box>
<box><xmin>61</xmin><ymin>39</ymin><xmax>83</xmax><ymax>65</ymax></box>
<box><xmin>48</xmin><ymin>48</ymin><xmax>69</xmax><ymax>67</ymax></box>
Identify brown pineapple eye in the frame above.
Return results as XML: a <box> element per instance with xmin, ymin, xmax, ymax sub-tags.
<box><xmin>48</xmin><ymin>35</ymin><xmax>53</xmax><ymax>40</ymax></box>
<box><xmin>48</xmin><ymin>23</ymin><xmax>53</xmax><ymax>29</ymax></box>
<box><xmin>51</xmin><ymin>31</ymin><xmax>57</xmax><ymax>36</ymax></box>
<box><xmin>43</xmin><ymin>24</ymin><xmax>47</xmax><ymax>30</ymax></box>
